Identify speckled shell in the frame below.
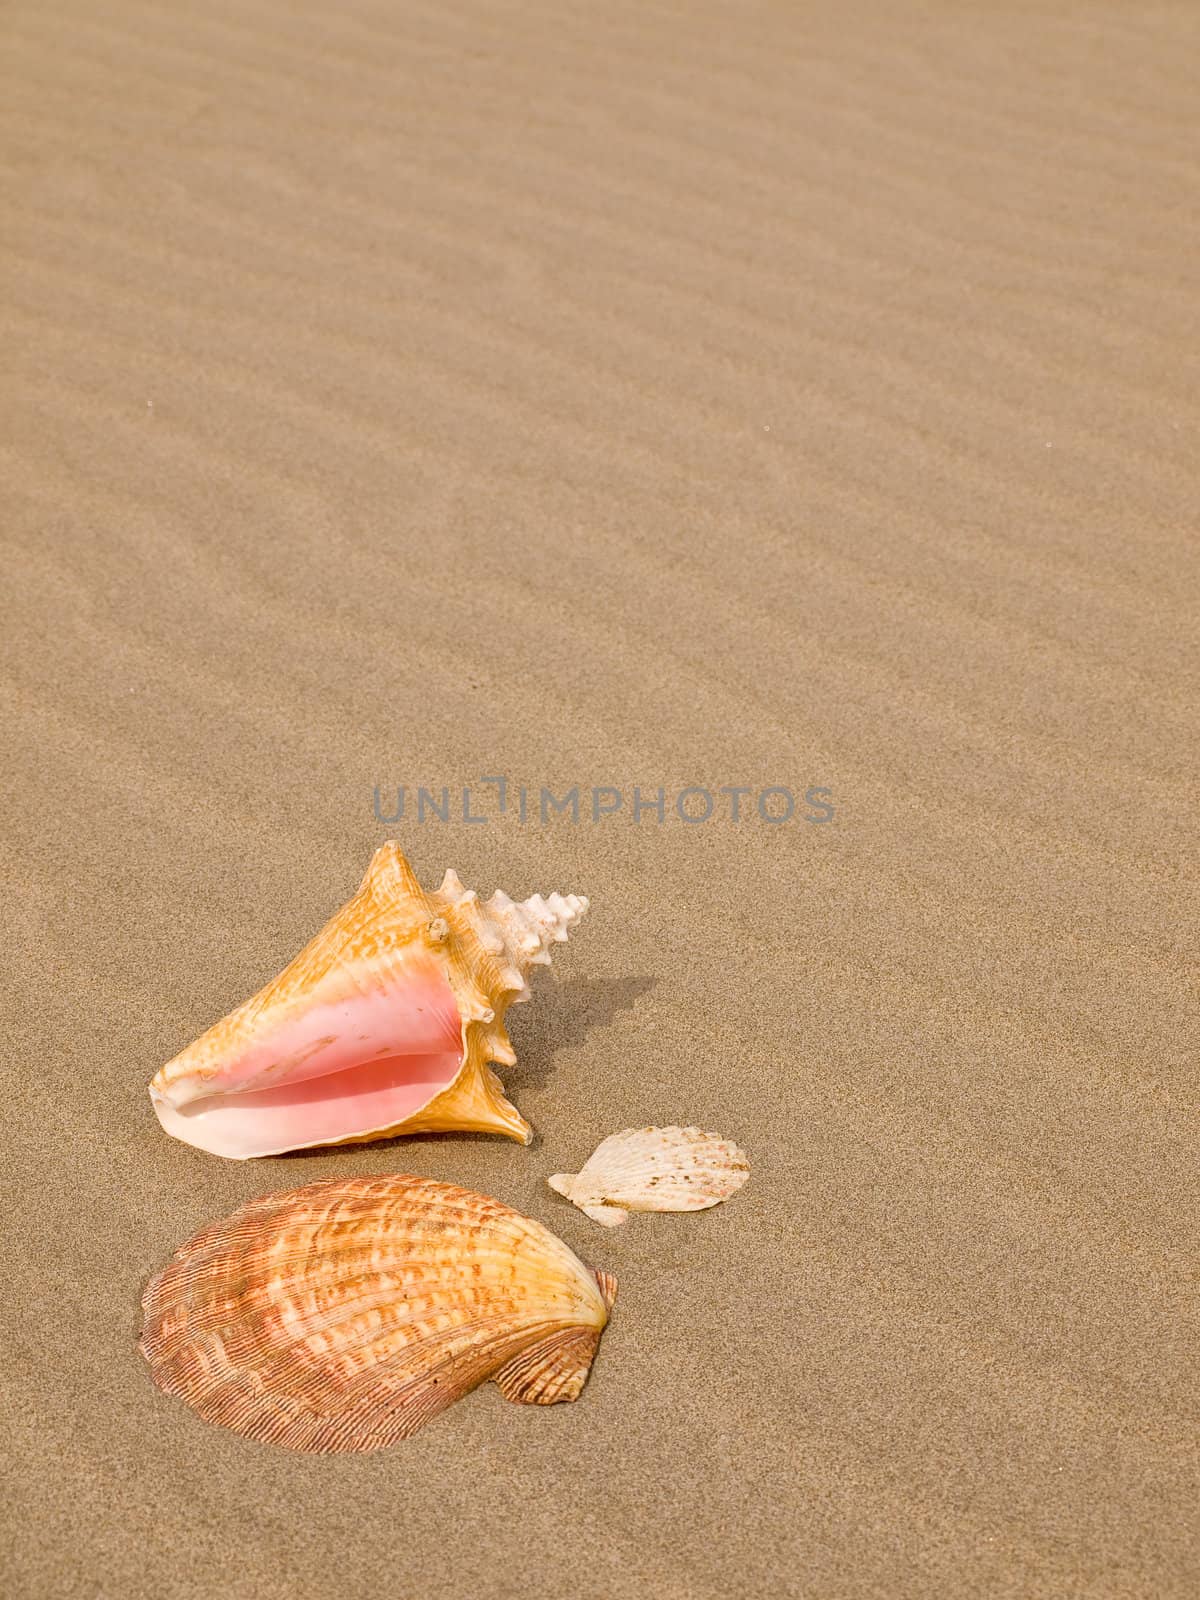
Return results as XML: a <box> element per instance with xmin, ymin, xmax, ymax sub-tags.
<box><xmin>549</xmin><ymin>1126</ymin><xmax>750</xmax><ymax>1226</ymax></box>
<box><xmin>148</xmin><ymin>841</ymin><xmax>588</xmax><ymax>1158</ymax></box>
<box><xmin>139</xmin><ymin>1174</ymin><xmax>616</xmax><ymax>1453</ymax></box>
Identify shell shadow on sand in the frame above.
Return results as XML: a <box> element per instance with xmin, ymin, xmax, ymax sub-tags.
<box><xmin>505</xmin><ymin>975</ymin><xmax>657</xmax><ymax>1093</ymax></box>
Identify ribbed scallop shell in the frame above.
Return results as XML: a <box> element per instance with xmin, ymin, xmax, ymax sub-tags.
<box><xmin>548</xmin><ymin>1126</ymin><xmax>750</xmax><ymax>1226</ymax></box>
<box><xmin>139</xmin><ymin>1174</ymin><xmax>616</xmax><ymax>1453</ymax></box>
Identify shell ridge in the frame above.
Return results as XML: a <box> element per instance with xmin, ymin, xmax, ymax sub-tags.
<box><xmin>152</xmin><ymin>1238</ymin><xmax>580</xmax><ymax>1341</ymax></box>
<box><xmin>492</xmin><ymin>1324</ymin><xmax>603</xmax><ymax>1406</ymax></box>
<box><xmin>141</xmin><ymin>1174</ymin><xmax>613</xmax><ymax>1451</ymax></box>
<box><xmin>141</xmin><ymin>1177</ymin><xmax>545</xmax><ymax>1355</ymax></box>
<box><xmin>147</xmin><ymin>1304</ymin><xmax>589</xmax><ymax>1449</ymax></box>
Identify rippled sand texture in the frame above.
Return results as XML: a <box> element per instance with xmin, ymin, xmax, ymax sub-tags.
<box><xmin>2</xmin><ymin>2</ymin><xmax>1197</xmax><ymax>1598</ymax></box>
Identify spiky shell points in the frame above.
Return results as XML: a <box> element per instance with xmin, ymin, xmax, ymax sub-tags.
<box><xmin>148</xmin><ymin>842</ymin><xmax>588</xmax><ymax>1158</ymax></box>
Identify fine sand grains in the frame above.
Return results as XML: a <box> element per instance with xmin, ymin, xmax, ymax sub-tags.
<box><xmin>2</xmin><ymin>2</ymin><xmax>1198</xmax><ymax>1598</ymax></box>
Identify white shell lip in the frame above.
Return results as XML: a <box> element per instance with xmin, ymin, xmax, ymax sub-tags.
<box><xmin>549</xmin><ymin>1125</ymin><xmax>750</xmax><ymax>1226</ymax></box>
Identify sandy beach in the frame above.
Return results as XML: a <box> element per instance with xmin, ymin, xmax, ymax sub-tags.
<box><xmin>2</xmin><ymin>2</ymin><xmax>1197</xmax><ymax>1596</ymax></box>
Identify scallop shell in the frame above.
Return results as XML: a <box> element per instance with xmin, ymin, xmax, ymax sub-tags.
<box><xmin>149</xmin><ymin>841</ymin><xmax>587</xmax><ymax>1158</ymax></box>
<box><xmin>548</xmin><ymin>1125</ymin><xmax>750</xmax><ymax>1226</ymax></box>
<box><xmin>139</xmin><ymin>1174</ymin><xmax>616</xmax><ymax>1453</ymax></box>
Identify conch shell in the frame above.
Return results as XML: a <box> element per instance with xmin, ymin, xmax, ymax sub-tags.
<box><xmin>149</xmin><ymin>842</ymin><xmax>587</xmax><ymax>1158</ymax></box>
<box><xmin>138</xmin><ymin>1174</ymin><xmax>616</xmax><ymax>1452</ymax></box>
<box><xmin>549</xmin><ymin>1125</ymin><xmax>750</xmax><ymax>1226</ymax></box>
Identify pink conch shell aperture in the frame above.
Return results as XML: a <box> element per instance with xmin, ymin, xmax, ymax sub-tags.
<box><xmin>139</xmin><ymin>1174</ymin><xmax>616</xmax><ymax>1453</ymax></box>
<box><xmin>549</xmin><ymin>1125</ymin><xmax>750</xmax><ymax>1226</ymax></box>
<box><xmin>148</xmin><ymin>841</ymin><xmax>587</xmax><ymax>1158</ymax></box>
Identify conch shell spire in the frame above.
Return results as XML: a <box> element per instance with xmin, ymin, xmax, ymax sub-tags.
<box><xmin>436</xmin><ymin>871</ymin><xmax>589</xmax><ymax>1002</ymax></box>
<box><xmin>148</xmin><ymin>843</ymin><xmax>588</xmax><ymax>1159</ymax></box>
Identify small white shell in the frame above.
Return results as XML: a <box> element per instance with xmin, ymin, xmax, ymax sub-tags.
<box><xmin>548</xmin><ymin>1125</ymin><xmax>750</xmax><ymax>1227</ymax></box>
